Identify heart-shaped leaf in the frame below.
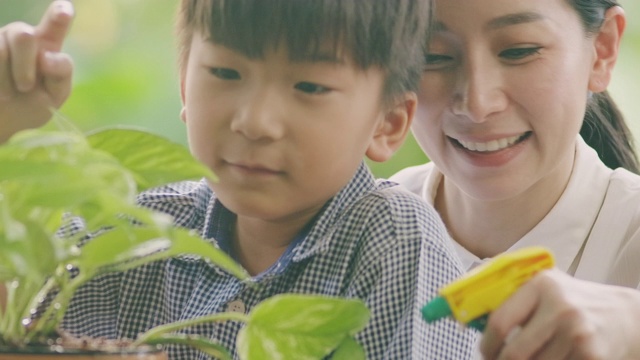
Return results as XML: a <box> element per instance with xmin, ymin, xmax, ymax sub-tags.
<box><xmin>237</xmin><ymin>294</ymin><xmax>369</xmax><ymax>360</ymax></box>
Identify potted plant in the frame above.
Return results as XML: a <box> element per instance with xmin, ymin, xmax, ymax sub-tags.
<box><xmin>0</xmin><ymin>116</ymin><xmax>369</xmax><ymax>359</ymax></box>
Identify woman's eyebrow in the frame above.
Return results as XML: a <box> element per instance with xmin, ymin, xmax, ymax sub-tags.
<box><xmin>486</xmin><ymin>12</ymin><xmax>545</xmax><ymax>30</ymax></box>
<box><xmin>431</xmin><ymin>11</ymin><xmax>544</xmax><ymax>33</ymax></box>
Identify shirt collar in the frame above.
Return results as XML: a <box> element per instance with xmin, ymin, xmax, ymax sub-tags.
<box><xmin>423</xmin><ymin>136</ymin><xmax>612</xmax><ymax>273</ymax></box>
<box><xmin>207</xmin><ymin>201</ymin><xmax>314</xmax><ymax>279</ymax></box>
<box><xmin>199</xmin><ymin>161</ymin><xmax>377</xmax><ymax>273</ymax></box>
<box><xmin>517</xmin><ymin>136</ymin><xmax>611</xmax><ymax>273</ymax></box>
<box><xmin>292</xmin><ymin>161</ymin><xmax>377</xmax><ymax>261</ymax></box>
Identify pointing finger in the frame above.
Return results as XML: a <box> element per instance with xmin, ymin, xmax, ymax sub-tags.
<box><xmin>480</xmin><ymin>274</ymin><xmax>544</xmax><ymax>359</ymax></box>
<box><xmin>35</xmin><ymin>0</ymin><xmax>74</xmax><ymax>52</ymax></box>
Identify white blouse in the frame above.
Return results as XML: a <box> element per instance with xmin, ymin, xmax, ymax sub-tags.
<box><xmin>391</xmin><ymin>136</ymin><xmax>640</xmax><ymax>288</ymax></box>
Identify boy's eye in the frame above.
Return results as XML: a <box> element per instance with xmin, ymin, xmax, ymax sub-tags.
<box><xmin>499</xmin><ymin>47</ymin><xmax>542</xmax><ymax>61</ymax></box>
<box><xmin>294</xmin><ymin>82</ymin><xmax>330</xmax><ymax>94</ymax></box>
<box><xmin>209</xmin><ymin>67</ymin><xmax>240</xmax><ymax>80</ymax></box>
<box><xmin>424</xmin><ymin>53</ymin><xmax>454</xmax><ymax>70</ymax></box>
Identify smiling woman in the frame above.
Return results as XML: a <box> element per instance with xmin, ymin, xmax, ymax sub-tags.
<box><xmin>392</xmin><ymin>0</ymin><xmax>640</xmax><ymax>359</ymax></box>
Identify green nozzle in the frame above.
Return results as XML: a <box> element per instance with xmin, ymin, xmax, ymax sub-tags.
<box><xmin>468</xmin><ymin>314</ymin><xmax>489</xmax><ymax>332</ymax></box>
<box><xmin>421</xmin><ymin>296</ymin><xmax>452</xmax><ymax>323</ymax></box>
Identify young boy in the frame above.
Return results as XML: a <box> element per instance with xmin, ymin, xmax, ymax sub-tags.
<box><xmin>0</xmin><ymin>0</ymin><xmax>476</xmax><ymax>358</ymax></box>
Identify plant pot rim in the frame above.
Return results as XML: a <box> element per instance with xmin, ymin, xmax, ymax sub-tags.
<box><xmin>0</xmin><ymin>344</ymin><xmax>163</xmax><ymax>355</ymax></box>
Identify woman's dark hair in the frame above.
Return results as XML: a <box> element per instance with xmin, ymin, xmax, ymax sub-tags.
<box><xmin>569</xmin><ymin>0</ymin><xmax>639</xmax><ymax>173</ymax></box>
<box><xmin>176</xmin><ymin>0</ymin><xmax>430</xmax><ymax>104</ymax></box>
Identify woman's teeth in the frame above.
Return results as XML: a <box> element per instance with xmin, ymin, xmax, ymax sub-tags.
<box><xmin>457</xmin><ymin>134</ymin><xmax>523</xmax><ymax>152</ymax></box>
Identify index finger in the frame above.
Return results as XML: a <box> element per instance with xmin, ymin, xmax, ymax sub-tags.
<box><xmin>34</xmin><ymin>0</ymin><xmax>74</xmax><ymax>52</ymax></box>
<box><xmin>480</xmin><ymin>273</ymin><xmax>544</xmax><ymax>359</ymax></box>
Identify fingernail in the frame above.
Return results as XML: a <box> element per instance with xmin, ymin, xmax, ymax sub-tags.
<box><xmin>55</xmin><ymin>1</ymin><xmax>74</xmax><ymax>17</ymax></box>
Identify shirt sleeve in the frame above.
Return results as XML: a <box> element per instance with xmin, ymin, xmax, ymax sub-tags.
<box><xmin>348</xmin><ymin>189</ymin><xmax>477</xmax><ymax>359</ymax></box>
<box><xmin>412</xmin><ymin>240</ymin><xmax>478</xmax><ymax>359</ymax></box>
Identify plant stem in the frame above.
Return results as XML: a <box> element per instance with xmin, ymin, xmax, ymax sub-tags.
<box><xmin>26</xmin><ymin>272</ymin><xmax>89</xmax><ymax>342</ymax></box>
<box><xmin>23</xmin><ymin>276</ymin><xmax>57</xmax><ymax>325</ymax></box>
<box><xmin>0</xmin><ymin>281</ymin><xmax>18</xmax><ymax>341</ymax></box>
<box><xmin>142</xmin><ymin>334</ymin><xmax>233</xmax><ymax>360</ymax></box>
<box><xmin>133</xmin><ymin>312</ymin><xmax>249</xmax><ymax>346</ymax></box>
<box><xmin>25</xmin><ymin>250</ymin><xmax>170</xmax><ymax>341</ymax></box>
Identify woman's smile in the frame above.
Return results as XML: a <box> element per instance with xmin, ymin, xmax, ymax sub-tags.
<box><xmin>448</xmin><ymin>131</ymin><xmax>532</xmax><ymax>168</ymax></box>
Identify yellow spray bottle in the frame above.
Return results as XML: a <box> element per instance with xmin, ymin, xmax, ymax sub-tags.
<box><xmin>422</xmin><ymin>246</ymin><xmax>554</xmax><ymax>331</ymax></box>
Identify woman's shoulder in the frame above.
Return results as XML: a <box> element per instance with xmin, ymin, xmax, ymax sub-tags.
<box><xmin>589</xmin><ymin>167</ymin><xmax>640</xmax><ymax>233</ymax></box>
<box><xmin>595</xmin><ymin>167</ymin><xmax>640</xmax><ymax>233</ymax></box>
<box><xmin>604</xmin><ymin>168</ymin><xmax>640</xmax><ymax>229</ymax></box>
<box><xmin>582</xmin><ymin>168</ymin><xmax>640</xmax><ymax>286</ymax></box>
<box><xmin>600</xmin><ymin>168</ymin><xmax>640</xmax><ymax>219</ymax></box>
<box><xmin>610</xmin><ymin>167</ymin><xmax>640</xmax><ymax>192</ymax></box>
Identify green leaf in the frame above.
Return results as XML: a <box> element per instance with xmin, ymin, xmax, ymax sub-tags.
<box><xmin>0</xmin><ymin>215</ymin><xmax>74</xmax><ymax>281</ymax></box>
<box><xmin>0</xmin><ymin>125</ymin><xmax>231</xmax><ymax>344</ymax></box>
<box><xmin>237</xmin><ymin>295</ymin><xmax>370</xmax><ymax>360</ymax></box>
<box><xmin>330</xmin><ymin>337</ymin><xmax>366</xmax><ymax>360</ymax></box>
<box><xmin>1</xmin><ymin>129</ymin><xmax>87</xmax><ymax>154</ymax></box>
<box><xmin>75</xmin><ymin>226</ymin><xmax>171</xmax><ymax>272</ymax></box>
<box><xmin>0</xmin><ymin>131</ymin><xmax>138</xmax><ymax>212</ymax></box>
<box><xmin>78</xmin><ymin>226</ymin><xmax>248</xmax><ymax>281</ymax></box>
<box><xmin>0</xmin><ymin>160</ymin><xmax>80</xmax><ymax>182</ymax></box>
<box><xmin>167</xmin><ymin>227</ymin><xmax>249</xmax><ymax>281</ymax></box>
<box><xmin>87</xmin><ymin>128</ymin><xmax>217</xmax><ymax>191</ymax></box>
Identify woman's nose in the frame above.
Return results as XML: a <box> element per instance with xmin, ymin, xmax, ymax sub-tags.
<box><xmin>452</xmin><ymin>59</ymin><xmax>508</xmax><ymax>122</ymax></box>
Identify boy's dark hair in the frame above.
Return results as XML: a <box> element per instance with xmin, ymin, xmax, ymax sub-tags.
<box><xmin>569</xmin><ymin>0</ymin><xmax>639</xmax><ymax>173</ymax></box>
<box><xmin>176</xmin><ymin>0</ymin><xmax>430</xmax><ymax>103</ymax></box>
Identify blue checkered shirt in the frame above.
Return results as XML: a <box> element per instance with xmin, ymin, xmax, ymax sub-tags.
<box><xmin>59</xmin><ymin>162</ymin><xmax>476</xmax><ymax>359</ymax></box>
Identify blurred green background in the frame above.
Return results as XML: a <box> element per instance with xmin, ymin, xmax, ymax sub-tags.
<box><xmin>2</xmin><ymin>0</ymin><xmax>640</xmax><ymax>178</ymax></box>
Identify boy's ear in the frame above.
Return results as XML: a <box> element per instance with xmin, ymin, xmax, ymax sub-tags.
<box><xmin>589</xmin><ymin>6</ymin><xmax>625</xmax><ymax>93</ymax></box>
<box><xmin>365</xmin><ymin>92</ymin><xmax>417</xmax><ymax>162</ymax></box>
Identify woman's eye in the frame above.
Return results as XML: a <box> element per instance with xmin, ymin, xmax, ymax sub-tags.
<box><xmin>295</xmin><ymin>82</ymin><xmax>330</xmax><ymax>94</ymax></box>
<box><xmin>424</xmin><ymin>53</ymin><xmax>454</xmax><ymax>70</ymax></box>
<box><xmin>499</xmin><ymin>47</ymin><xmax>542</xmax><ymax>61</ymax></box>
<box><xmin>209</xmin><ymin>68</ymin><xmax>240</xmax><ymax>80</ymax></box>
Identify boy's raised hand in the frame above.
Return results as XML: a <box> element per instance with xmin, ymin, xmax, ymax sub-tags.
<box><xmin>0</xmin><ymin>0</ymin><xmax>74</xmax><ymax>143</ymax></box>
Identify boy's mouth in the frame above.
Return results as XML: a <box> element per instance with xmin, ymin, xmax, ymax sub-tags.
<box><xmin>225</xmin><ymin>160</ymin><xmax>284</xmax><ymax>176</ymax></box>
<box><xmin>450</xmin><ymin>132</ymin><xmax>532</xmax><ymax>152</ymax></box>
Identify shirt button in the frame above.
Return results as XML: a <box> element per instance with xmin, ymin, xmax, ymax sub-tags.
<box><xmin>226</xmin><ymin>299</ymin><xmax>246</xmax><ymax>313</ymax></box>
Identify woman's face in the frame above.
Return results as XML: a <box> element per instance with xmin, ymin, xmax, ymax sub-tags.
<box><xmin>413</xmin><ymin>0</ymin><xmax>605</xmax><ymax>201</ymax></box>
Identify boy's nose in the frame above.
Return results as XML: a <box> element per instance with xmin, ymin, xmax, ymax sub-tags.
<box><xmin>230</xmin><ymin>89</ymin><xmax>286</xmax><ymax>141</ymax></box>
<box><xmin>451</xmin><ymin>61</ymin><xmax>507</xmax><ymax>123</ymax></box>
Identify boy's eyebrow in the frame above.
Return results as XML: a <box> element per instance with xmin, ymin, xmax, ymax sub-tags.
<box><xmin>203</xmin><ymin>36</ymin><xmax>345</xmax><ymax>65</ymax></box>
<box><xmin>432</xmin><ymin>11</ymin><xmax>544</xmax><ymax>33</ymax></box>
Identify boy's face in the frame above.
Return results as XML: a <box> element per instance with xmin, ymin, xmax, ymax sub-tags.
<box><xmin>181</xmin><ymin>32</ymin><xmax>393</xmax><ymax>224</ymax></box>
